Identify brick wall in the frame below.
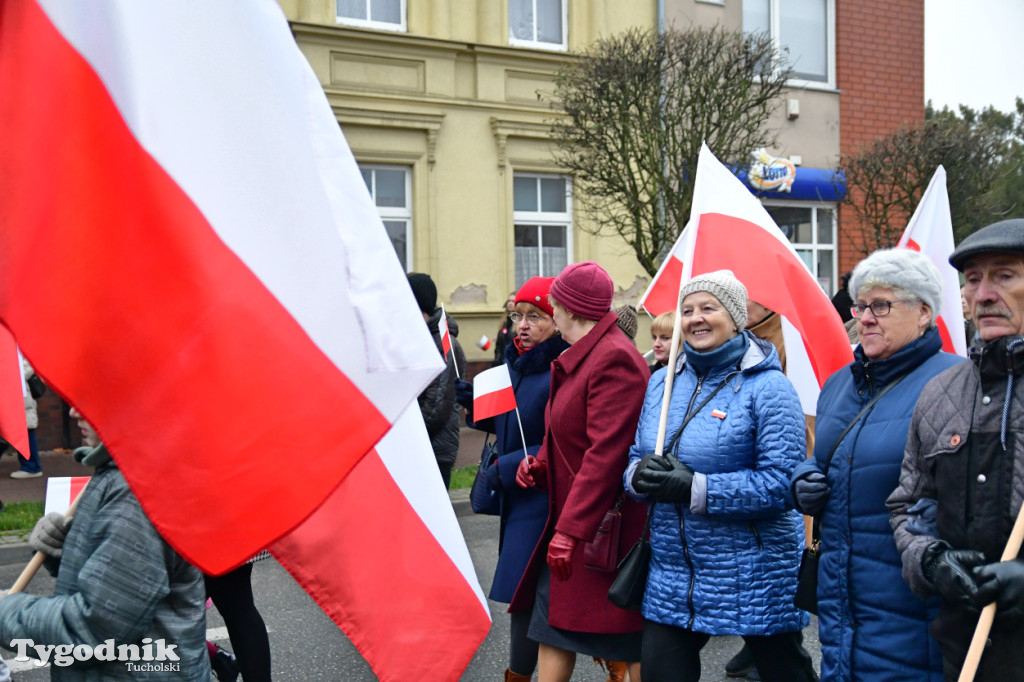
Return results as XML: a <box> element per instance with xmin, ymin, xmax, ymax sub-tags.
<box><xmin>837</xmin><ymin>0</ymin><xmax>925</xmax><ymax>274</ymax></box>
<box><xmin>34</xmin><ymin>393</ymin><xmax>80</xmax><ymax>451</ymax></box>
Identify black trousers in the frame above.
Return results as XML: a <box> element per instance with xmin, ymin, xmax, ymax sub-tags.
<box><xmin>641</xmin><ymin>619</ymin><xmax>817</xmax><ymax>682</ymax></box>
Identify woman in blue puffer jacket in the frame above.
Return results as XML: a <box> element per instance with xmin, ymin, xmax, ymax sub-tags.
<box><xmin>791</xmin><ymin>249</ymin><xmax>960</xmax><ymax>681</ymax></box>
<box><xmin>625</xmin><ymin>271</ymin><xmax>815</xmax><ymax>682</ymax></box>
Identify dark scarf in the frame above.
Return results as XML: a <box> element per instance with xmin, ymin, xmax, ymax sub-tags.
<box><xmin>506</xmin><ymin>333</ymin><xmax>569</xmax><ymax>376</ymax></box>
<box><xmin>683</xmin><ymin>332</ymin><xmax>749</xmax><ymax>376</ymax></box>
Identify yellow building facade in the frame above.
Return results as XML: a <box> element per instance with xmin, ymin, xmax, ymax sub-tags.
<box><xmin>278</xmin><ymin>0</ymin><xmax>658</xmax><ymax>365</ymax></box>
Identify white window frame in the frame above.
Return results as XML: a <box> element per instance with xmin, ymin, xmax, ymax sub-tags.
<box><xmin>762</xmin><ymin>200</ymin><xmax>838</xmax><ymax>295</ymax></box>
<box><xmin>336</xmin><ymin>0</ymin><xmax>407</xmax><ymax>32</ymax></box>
<box><xmin>360</xmin><ymin>164</ymin><xmax>412</xmax><ymax>272</ymax></box>
<box><xmin>513</xmin><ymin>173</ymin><xmax>573</xmax><ymax>289</ymax></box>
<box><xmin>508</xmin><ymin>0</ymin><xmax>568</xmax><ymax>52</ymax></box>
<box><xmin>744</xmin><ymin>0</ymin><xmax>836</xmax><ymax>91</ymax></box>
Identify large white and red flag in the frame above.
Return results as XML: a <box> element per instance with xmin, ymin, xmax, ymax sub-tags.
<box><xmin>0</xmin><ymin>1</ymin><xmax>489</xmax><ymax>678</ymax></box>
<box><xmin>653</xmin><ymin>144</ymin><xmax>853</xmax><ymax>414</ymax></box>
<box><xmin>897</xmin><ymin>166</ymin><xmax>967</xmax><ymax>356</ymax></box>
<box><xmin>473</xmin><ymin>364</ymin><xmax>517</xmax><ymax>420</ymax></box>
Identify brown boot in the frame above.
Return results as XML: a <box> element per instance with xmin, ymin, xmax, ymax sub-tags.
<box><xmin>503</xmin><ymin>668</ymin><xmax>531</xmax><ymax>682</ymax></box>
<box><xmin>593</xmin><ymin>658</ymin><xmax>627</xmax><ymax>682</ymax></box>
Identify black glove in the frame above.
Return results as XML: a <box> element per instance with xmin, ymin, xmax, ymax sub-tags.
<box><xmin>922</xmin><ymin>543</ymin><xmax>987</xmax><ymax>607</ymax></box>
<box><xmin>454</xmin><ymin>378</ymin><xmax>474</xmax><ymax>411</ymax></box>
<box><xmin>793</xmin><ymin>471</ymin><xmax>830</xmax><ymax>516</ymax></box>
<box><xmin>633</xmin><ymin>455</ymin><xmax>694</xmax><ymax>504</ymax></box>
<box><xmin>973</xmin><ymin>559</ymin><xmax>1024</xmax><ymax>619</ymax></box>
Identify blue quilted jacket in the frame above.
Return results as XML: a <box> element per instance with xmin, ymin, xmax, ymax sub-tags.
<box><xmin>792</xmin><ymin>327</ymin><xmax>959</xmax><ymax>681</ymax></box>
<box><xmin>625</xmin><ymin>332</ymin><xmax>808</xmax><ymax>635</ymax></box>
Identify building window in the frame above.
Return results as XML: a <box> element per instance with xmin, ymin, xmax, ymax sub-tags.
<box><xmin>360</xmin><ymin>165</ymin><xmax>412</xmax><ymax>271</ymax></box>
<box><xmin>336</xmin><ymin>0</ymin><xmax>405</xmax><ymax>31</ymax></box>
<box><xmin>509</xmin><ymin>0</ymin><xmax>567</xmax><ymax>51</ymax></box>
<box><xmin>764</xmin><ymin>203</ymin><xmax>836</xmax><ymax>294</ymax></box>
<box><xmin>513</xmin><ymin>174</ymin><xmax>572</xmax><ymax>289</ymax></box>
<box><xmin>743</xmin><ymin>0</ymin><xmax>834</xmax><ymax>87</ymax></box>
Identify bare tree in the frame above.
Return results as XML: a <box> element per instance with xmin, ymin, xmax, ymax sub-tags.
<box><xmin>547</xmin><ymin>27</ymin><xmax>792</xmax><ymax>276</ymax></box>
<box><xmin>838</xmin><ymin>105</ymin><xmax>1017</xmax><ymax>256</ymax></box>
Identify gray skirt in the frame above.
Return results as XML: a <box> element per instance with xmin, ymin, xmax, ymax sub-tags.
<box><xmin>528</xmin><ymin>566</ymin><xmax>642</xmax><ymax>662</ymax></box>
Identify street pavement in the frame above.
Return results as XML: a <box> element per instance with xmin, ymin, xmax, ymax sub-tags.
<box><xmin>0</xmin><ymin>445</ymin><xmax>821</xmax><ymax>680</ymax></box>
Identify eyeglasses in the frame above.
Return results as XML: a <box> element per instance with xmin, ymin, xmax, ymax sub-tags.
<box><xmin>850</xmin><ymin>299</ymin><xmax>915</xmax><ymax>318</ymax></box>
<box><xmin>509</xmin><ymin>312</ymin><xmax>550</xmax><ymax>327</ymax></box>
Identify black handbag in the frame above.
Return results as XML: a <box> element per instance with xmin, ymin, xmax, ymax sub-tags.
<box><xmin>27</xmin><ymin>374</ymin><xmax>46</xmax><ymax>400</ymax></box>
<box><xmin>607</xmin><ymin>379</ymin><xmax>731</xmax><ymax>610</ymax></box>
<box><xmin>793</xmin><ymin>372</ymin><xmax>909</xmax><ymax>614</ymax></box>
<box><xmin>470</xmin><ymin>436</ymin><xmax>500</xmax><ymax>515</ymax></box>
<box><xmin>607</xmin><ymin>510</ymin><xmax>651</xmax><ymax>610</ymax></box>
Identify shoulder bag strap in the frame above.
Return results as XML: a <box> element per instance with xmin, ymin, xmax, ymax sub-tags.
<box><xmin>811</xmin><ymin>371</ymin><xmax>910</xmax><ymax>543</ymax></box>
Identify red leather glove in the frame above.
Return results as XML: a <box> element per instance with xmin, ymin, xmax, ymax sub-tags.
<box><xmin>547</xmin><ymin>531</ymin><xmax>577</xmax><ymax>582</ymax></box>
<box><xmin>515</xmin><ymin>455</ymin><xmax>547</xmax><ymax>489</ymax></box>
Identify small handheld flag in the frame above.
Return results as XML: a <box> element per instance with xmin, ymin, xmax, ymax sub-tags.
<box><xmin>473</xmin><ymin>364</ymin><xmax>517</xmax><ymax>420</ymax></box>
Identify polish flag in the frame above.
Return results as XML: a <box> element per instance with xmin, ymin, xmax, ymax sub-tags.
<box><xmin>270</xmin><ymin>406</ymin><xmax>489</xmax><ymax>681</ymax></box>
<box><xmin>44</xmin><ymin>477</ymin><xmax>91</xmax><ymax>516</ymax></box>
<box><xmin>668</xmin><ymin>145</ymin><xmax>853</xmax><ymax>415</ymax></box>
<box><xmin>473</xmin><ymin>364</ymin><xmax>518</xmax><ymax>420</ymax></box>
<box><xmin>638</xmin><ymin>220</ymin><xmax>693</xmax><ymax>317</ymax></box>
<box><xmin>0</xmin><ymin>330</ymin><xmax>29</xmax><ymax>459</ymax></box>
<box><xmin>897</xmin><ymin>166</ymin><xmax>967</xmax><ymax>356</ymax></box>
<box><xmin>0</xmin><ymin>2</ymin><xmax>490</xmax><ymax>678</ymax></box>
<box><xmin>440</xmin><ymin>303</ymin><xmax>454</xmax><ymax>358</ymax></box>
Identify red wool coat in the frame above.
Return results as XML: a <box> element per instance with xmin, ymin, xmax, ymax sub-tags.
<box><xmin>510</xmin><ymin>311</ymin><xmax>649</xmax><ymax>633</ymax></box>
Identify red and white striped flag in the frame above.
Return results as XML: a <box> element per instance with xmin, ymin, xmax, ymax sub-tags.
<box><xmin>44</xmin><ymin>476</ymin><xmax>91</xmax><ymax>516</ymax></box>
<box><xmin>662</xmin><ymin>144</ymin><xmax>853</xmax><ymax>415</ymax></box>
<box><xmin>897</xmin><ymin>166</ymin><xmax>967</xmax><ymax>356</ymax></box>
<box><xmin>473</xmin><ymin>364</ymin><xmax>518</xmax><ymax>420</ymax></box>
<box><xmin>439</xmin><ymin>303</ymin><xmax>454</xmax><ymax>358</ymax></box>
<box><xmin>0</xmin><ymin>2</ymin><xmax>489</xmax><ymax>678</ymax></box>
<box><xmin>638</xmin><ymin>219</ymin><xmax>692</xmax><ymax>317</ymax></box>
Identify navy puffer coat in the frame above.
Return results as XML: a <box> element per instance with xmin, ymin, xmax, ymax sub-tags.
<box><xmin>469</xmin><ymin>334</ymin><xmax>568</xmax><ymax>602</ymax></box>
<box><xmin>792</xmin><ymin>327</ymin><xmax>959</xmax><ymax>681</ymax></box>
<box><xmin>626</xmin><ymin>332</ymin><xmax>808</xmax><ymax>635</ymax></box>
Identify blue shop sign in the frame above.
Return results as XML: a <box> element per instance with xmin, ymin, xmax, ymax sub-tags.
<box><xmin>733</xmin><ymin>148</ymin><xmax>846</xmax><ymax>202</ymax></box>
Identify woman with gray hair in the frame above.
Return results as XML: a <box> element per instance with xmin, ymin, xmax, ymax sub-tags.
<box><xmin>791</xmin><ymin>248</ymin><xmax>961</xmax><ymax>681</ymax></box>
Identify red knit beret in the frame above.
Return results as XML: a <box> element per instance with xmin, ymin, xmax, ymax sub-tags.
<box><xmin>515</xmin><ymin>276</ymin><xmax>555</xmax><ymax>316</ymax></box>
<box><xmin>549</xmin><ymin>261</ymin><xmax>613</xmax><ymax>321</ymax></box>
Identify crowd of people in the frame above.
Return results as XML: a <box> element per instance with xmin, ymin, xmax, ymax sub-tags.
<box><xmin>461</xmin><ymin>217</ymin><xmax>1024</xmax><ymax>682</ymax></box>
<box><xmin>5</xmin><ymin>217</ymin><xmax>1024</xmax><ymax>681</ymax></box>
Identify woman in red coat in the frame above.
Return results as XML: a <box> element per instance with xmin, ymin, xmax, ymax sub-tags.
<box><xmin>512</xmin><ymin>261</ymin><xmax>650</xmax><ymax>682</ymax></box>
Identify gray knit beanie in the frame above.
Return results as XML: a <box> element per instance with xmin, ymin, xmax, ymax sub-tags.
<box><xmin>678</xmin><ymin>270</ymin><xmax>748</xmax><ymax>330</ymax></box>
<box><xmin>849</xmin><ymin>248</ymin><xmax>942</xmax><ymax>321</ymax></box>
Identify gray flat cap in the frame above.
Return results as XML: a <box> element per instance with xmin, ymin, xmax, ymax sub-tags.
<box><xmin>949</xmin><ymin>219</ymin><xmax>1024</xmax><ymax>271</ymax></box>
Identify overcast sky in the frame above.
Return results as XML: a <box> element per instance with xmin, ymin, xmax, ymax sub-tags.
<box><xmin>925</xmin><ymin>0</ymin><xmax>1024</xmax><ymax>113</ymax></box>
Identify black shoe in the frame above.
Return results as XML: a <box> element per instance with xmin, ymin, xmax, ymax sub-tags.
<box><xmin>211</xmin><ymin>646</ymin><xmax>239</xmax><ymax>682</ymax></box>
<box><xmin>725</xmin><ymin>644</ymin><xmax>756</xmax><ymax>678</ymax></box>
<box><xmin>746</xmin><ymin>669</ymin><xmax>761</xmax><ymax>681</ymax></box>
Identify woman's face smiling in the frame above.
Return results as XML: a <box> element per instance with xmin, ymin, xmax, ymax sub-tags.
<box><xmin>680</xmin><ymin>291</ymin><xmax>737</xmax><ymax>352</ymax></box>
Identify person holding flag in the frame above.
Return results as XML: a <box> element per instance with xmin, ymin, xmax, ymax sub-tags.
<box><xmin>510</xmin><ymin>262</ymin><xmax>649</xmax><ymax>682</ymax></box>
<box><xmin>625</xmin><ymin>270</ymin><xmax>814</xmax><ymax>682</ymax></box>
<box><xmin>456</xmin><ymin>276</ymin><xmax>569</xmax><ymax>682</ymax></box>
<box><xmin>408</xmin><ymin>273</ymin><xmax>466</xmax><ymax>489</ymax></box>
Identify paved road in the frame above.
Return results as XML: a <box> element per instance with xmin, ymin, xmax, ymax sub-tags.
<box><xmin>0</xmin><ymin>511</ymin><xmax>819</xmax><ymax>680</ymax></box>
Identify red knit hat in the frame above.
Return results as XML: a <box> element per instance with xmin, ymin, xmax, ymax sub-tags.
<box><xmin>549</xmin><ymin>261</ymin><xmax>613</xmax><ymax>321</ymax></box>
<box><xmin>515</xmin><ymin>276</ymin><xmax>555</xmax><ymax>316</ymax></box>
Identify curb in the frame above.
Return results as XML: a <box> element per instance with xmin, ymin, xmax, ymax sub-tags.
<box><xmin>0</xmin><ymin>542</ymin><xmax>33</xmax><ymax>569</ymax></box>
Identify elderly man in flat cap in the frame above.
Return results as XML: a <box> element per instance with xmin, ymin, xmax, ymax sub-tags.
<box><xmin>888</xmin><ymin>218</ymin><xmax>1024</xmax><ymax>681</ymax></box>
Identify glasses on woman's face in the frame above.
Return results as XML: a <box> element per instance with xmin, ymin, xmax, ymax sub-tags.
<box><xmin>509</xmin><ymin>312</ymin><xmax>550</xmax><ymax>327</ymax></box>
<box><xmin>851</xmin><ymin>299</ymin><xmax>914</xmax><ymax>318</ymax></box>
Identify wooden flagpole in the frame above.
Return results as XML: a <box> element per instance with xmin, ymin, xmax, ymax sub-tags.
<box><xmin>958</xmin><ymin>501</ymin><xmax>1024</xmax><ymax>681</ymax></box>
